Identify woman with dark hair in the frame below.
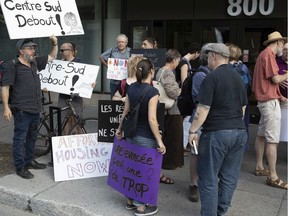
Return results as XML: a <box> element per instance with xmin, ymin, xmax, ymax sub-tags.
<box><xmin>116</xmin><ymin>59</ymin><xmax>165</xmax><ymax>216</ymax></box>
<box><xmin>175</xmin><ymin>43</ymin><xmax>201</xmax><ymax>86</ymax></box>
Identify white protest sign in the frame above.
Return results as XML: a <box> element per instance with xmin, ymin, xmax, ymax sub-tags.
<box><xmin>0</xmin><ymin>0</ymin><xmax>84</xmax><ymax>39</ymax></box>
<box><xmin>52</xmin><ymin>133</ymin><xmax>113</xmax><ymax>182</ymax></box>
<box><xmin>106</xmin><ymin>58</ymin><xmax>128</xmax><ymax>80</ymax></box>
<box><xmin>39</xmin><ymin>59</ymin><xmax>99</xmax><ymax>99</ymax></box>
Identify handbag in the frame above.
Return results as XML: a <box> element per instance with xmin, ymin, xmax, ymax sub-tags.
<box><xmin>152</xmin><ymin>71</ymin><xmax>175</xmax><ymax>109</ymax></box>
<box><xmin>122</xmin><ymin>85</ymin><xmax>150</xmax><ymax>138</ymax></box>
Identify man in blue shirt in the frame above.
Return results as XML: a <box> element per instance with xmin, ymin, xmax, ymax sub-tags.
<box><xmin>98</xmin><ymin>34</ymin><xmax>131</xmax><ymax>98</ymax></box>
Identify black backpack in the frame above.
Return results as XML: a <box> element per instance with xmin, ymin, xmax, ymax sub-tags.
<box><xmin>177</xmin><ymin>67</ymin><xmax>208</xmax><ymax>116</ymax></box>
<box><xmin>0</xmin><ymin>59</ymin><xmax>17</xmax><ymax>104</ymax></box>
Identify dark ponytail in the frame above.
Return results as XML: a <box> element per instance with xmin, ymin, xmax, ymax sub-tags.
<box><xmin>136</xmin><ymin>59</ymin><xmax>154</xmax><ymax>83</ymax></box>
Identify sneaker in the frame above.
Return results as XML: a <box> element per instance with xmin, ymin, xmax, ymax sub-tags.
<box><xmin>25</xmin><ymin>160</ymin><xmax>46</xmax><ymax>169</ymax></box>
<box><xmin>126</xmin><ymin>203</ymin><xmax>137</xmax><ymax>210</ymax></box>
<box><xmin>134</xmin><ymin>205</ymin><xmax>158</xmax><ymax>216</ymax></box>
<box><xmin>16</xmin><ymin>167</ymin><xmax>34</xmax><ymax>179</ymax></box>
<box><xmin>188</xmin><ymin>185</ymin><xmax>199</xmax><ymax>202</ymax></box>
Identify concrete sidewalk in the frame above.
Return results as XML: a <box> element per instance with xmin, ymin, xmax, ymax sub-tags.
<box><xmin>0</xmin><ymin>92</ymin><xmax>287</xmax><ymax>216</ymax></box>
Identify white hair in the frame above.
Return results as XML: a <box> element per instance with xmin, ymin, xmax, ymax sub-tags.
<box><xmin>116</xmin><ymin>34</ymin><xmax>128</xmax><ymax>44</ymax></box>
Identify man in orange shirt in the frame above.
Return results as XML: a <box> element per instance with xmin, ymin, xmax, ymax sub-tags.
<box><xmin>252</xmin><ymin>31</ymin><xmax>288</xmax><ymax>190</ymax></box>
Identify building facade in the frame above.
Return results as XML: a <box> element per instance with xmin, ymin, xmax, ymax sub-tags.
<box><xmin>0</xmin><ymin>0</ymin><xmax>287</xmax><ymax>118</ymax></box>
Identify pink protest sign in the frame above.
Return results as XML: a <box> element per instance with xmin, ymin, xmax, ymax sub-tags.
<box><xmin>107</xmin><ymin>138</ymin><xmax>163</xmax><ymax>206</ymax></box>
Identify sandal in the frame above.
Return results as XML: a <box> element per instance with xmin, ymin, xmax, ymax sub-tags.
<box><xmin>266</xmin><ymin>177</ymin><xmax>288</xmax><ymax>190</ymax></box>
<box><xmin>160</xmin><ymin>175</ymin><xmax>174</xmax><ymax>184</ymax></box>
<box><xmin>254</xmin><ymin>168</ymin><xmax>270</xmax><ymax>176</ymax></box>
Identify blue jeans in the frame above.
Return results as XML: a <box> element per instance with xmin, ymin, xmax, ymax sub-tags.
<box><xmin>110</xmin><ymin>80</ymin><xmax>120</xmax><ymax>99</ymax></box>
<box><xmin>197</xmin><ymin>129</ymin><xmax>247</xmax><ymax>216</ymax></box>
<box><xmin>12</xmin><ymin>109</ymin><xmax>40</xmax><ymax>171</ymax></box>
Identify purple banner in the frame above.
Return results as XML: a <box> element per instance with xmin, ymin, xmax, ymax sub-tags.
<box><xmin>107</xmin><ymin>138</ymin><xmax>163</xmax><ymax>205</ymax></box>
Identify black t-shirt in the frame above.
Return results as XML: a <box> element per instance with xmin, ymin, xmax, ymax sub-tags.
<box><xmin>127</xmin><ymin>82</ymin><xmax>159</xmax><ymax>139</ymax></box>
<box><xmin>196</xmin><ymin>64</ymin><xmax>248</xmax><ymax>131</ymax></box>
<box><xmin>175</xmin><ymin>58</ymin><xmax>191</xmax><ymax>86</ymax></box>
<box><xmin>3</xmin><ymin>56</ymin><xmax>48</xmax><ymax>113</ymax></box>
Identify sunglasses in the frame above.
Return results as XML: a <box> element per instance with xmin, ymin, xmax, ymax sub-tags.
<box><xmin>59</xmin><ymin>49</ymin><xmax>71</xmax><ymax>53</ymax></box>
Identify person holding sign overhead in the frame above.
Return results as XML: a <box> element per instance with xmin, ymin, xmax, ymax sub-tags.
<box><xmin>116</xmin><ymin>59</ymin><xmax>165</xmax><ymax>216</ymax></box>
<box><xmin>1</xmin><ymin>35</ymin><xmax>58</xmax><ymax>179</ymax></box>
<box><xmin>98</xmin><ymin>34</ymin><xmax>131</xmax><ymax>98</ymax></box>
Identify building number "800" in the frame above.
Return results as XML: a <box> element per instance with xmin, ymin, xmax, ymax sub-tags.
<box><xmin>227</xmin><ymin>0</ymin><xmax>274</xmax><ymax>16</ymax></box>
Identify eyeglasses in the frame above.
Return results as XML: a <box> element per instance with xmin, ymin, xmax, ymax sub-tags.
<box><xmin>59</xmin><ymin>49</ymin><xmax>71</xmax><ymax>53</ymax></box>
<box><xmin>22</xmin><ymin>46</ymin><xmax>36</xmax><ymax>51</ymax></box>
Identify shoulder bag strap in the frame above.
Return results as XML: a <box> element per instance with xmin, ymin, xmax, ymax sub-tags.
<box><xmin>131</xmin><ymin>85</ymin><xmax>150</xmax><ymax>109</ymax></box>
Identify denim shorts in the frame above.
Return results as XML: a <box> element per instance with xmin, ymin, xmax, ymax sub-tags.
<box><xmin>127</xmin><ymin>135</ymin><xmax>157</xmax><ymax>149</ymax></box>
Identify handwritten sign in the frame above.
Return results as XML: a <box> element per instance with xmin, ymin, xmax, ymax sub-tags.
<box><xmin>98</xmin><ymin>100</ymin><xmax>165</xmax><ymax>143</ymax></box>
<box><xmin>0</xmin><ymin>0</ymin><xmax>84</xmax><ymax>39</ymax></box>
<box><xmin>52</xmin><ymin>133</ymin><xmax>113</xmax><ymax>182</ymax></box>
<box><xmin>98</xmin><ymin>100</ymin><xmax>124</xmax><ymax>143</ymax></box>
<box><xmin>39</xmin><ymin>59</ymin><xmax>99</xmax><ymax>98</ymax></box>
<box><xmin>130</xmin><ymin>49</ymin><xmax>167</xmax><ymax>72</ymax></box>
<box><xmin>107</xmin><ymin>138</ymin><xmax>163</xmax><ymax>205</ymax></box>
<box><xmin>107</xmin><ymin>58</ymin><xmax>128</xmax><ymax>80</ymax></box>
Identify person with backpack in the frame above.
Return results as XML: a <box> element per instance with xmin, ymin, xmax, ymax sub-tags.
<box><xmin>226</xmin><ymin>43</ymin><xmax>252</xmax><ymax>151</ymax></box>
<box><xmin>98</xmin><ymin>34</ymin><xmax>131</xmax><ymax>99</ymax></box>
<box><xmin>175</xmin><ymin>43</ymin><xmax>201</xmax><ymax>153</ymax></box>
<box><xmin>1</xmin><ymin>36</ymin><xmax>58</xmax><ymax>179</ymax></box>
<box><xmin>187</xmin><ymin>43</ymin><xmax>211</xmax><ymax>202</ymax></box>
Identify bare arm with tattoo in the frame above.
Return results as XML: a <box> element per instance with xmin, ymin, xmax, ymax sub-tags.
<box><xmin>188</xmin><ymin>103</ymin><xmax>210</xmax><ymax>145</ymax></box>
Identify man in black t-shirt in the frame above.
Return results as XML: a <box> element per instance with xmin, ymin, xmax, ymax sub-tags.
<box><xmin>2</xmin><ymin>36</ymin><xmax>58</xmax><ymax>179</ymax></box>
<box><xmin>188</xmin><ymin>43</ymin><xmax>248</xmax><ymax>216</ymax></box>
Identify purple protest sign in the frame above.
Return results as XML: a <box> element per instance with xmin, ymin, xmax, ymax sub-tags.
<box><xmin>107</xmin><ymin>138</ymin><xmax>163</xmax><ymax>206</ymax></box>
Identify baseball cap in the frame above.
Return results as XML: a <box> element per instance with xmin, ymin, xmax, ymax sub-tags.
<box><xmin>16</xmin><ymin>39</ymin><xmax>37</xmax><ymax>51</ymax></box>
<box><xmin>205</xmin><ymin>43</ymin><xmax>230</xmax><ymax>58</ymax></box>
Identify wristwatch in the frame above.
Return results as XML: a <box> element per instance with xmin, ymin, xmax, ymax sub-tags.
<box><xmin>189</xmin><ymin>130</ymin><xmax>197</xmax><ymax>134</ymax></box>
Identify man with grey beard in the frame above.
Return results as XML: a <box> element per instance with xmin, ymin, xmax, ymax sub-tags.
<box><xmin>252</xmin><ymin>31</ymin><xmax>288</xmax><ymax>190</ymax></box>
<box><xmin>1</xmin><ymin>36</ymin><xmax>58</xmax><ymax>179</ymax></box>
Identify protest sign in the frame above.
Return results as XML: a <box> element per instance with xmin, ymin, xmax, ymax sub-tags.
<box><xmin>39</xmin><ymin>59</ymin><xmax>99</xmax><ymax>99</ymax></box>
<box><xmin>98</xmin><ymin>100</ymin><xmax>124</xmax><ymax>143</ymax></box>
<box><xmin>107</xmin><ymin>138</ymin><xmax>163</xmax><ymax>206</ymax></box>
<box><xmin>130</xmin><ymin>48</ymin><xmax>166</xmax><ymax>72</ymax></box>
<box><xmin>52</xmin><ymin>133</ymin><xmax>113</xmax><ymax>182</ymax></box>
<box><xmin>106</xmin><ymin>58</ymin><xmax>128</xmax><ymax>80</ymax></box>
<box><xmin>0</xmin><ymin>0</ymin><xmax>84</xmax><ymax>39</ymax></box>
<box><xmin>98</xmin><ymin>100</ymin><xmax>165</xmax><ymax>143</ymax></box>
